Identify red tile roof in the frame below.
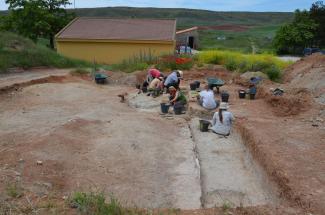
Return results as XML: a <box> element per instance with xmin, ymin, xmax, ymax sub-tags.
<box><xmin>56</xmin><ymin>17</ymin><xmax>176</xmax><ymax>41</ymax></box>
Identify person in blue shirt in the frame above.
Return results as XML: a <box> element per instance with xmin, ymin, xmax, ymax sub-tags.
<box><xmin>164</xmin><ymin>70</ymin><xmax>183</xmax><ymax>91</ymax></box>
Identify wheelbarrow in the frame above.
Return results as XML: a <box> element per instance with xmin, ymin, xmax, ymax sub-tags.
<box><xmin>207</xmin><ymin>77</ymin><xmax>225</xmax><ymax>94</ymax></box>
<box><xmin>94</xmin><ymin>73</ymin><xmax>108</xmax><ymax>84</ymax></box>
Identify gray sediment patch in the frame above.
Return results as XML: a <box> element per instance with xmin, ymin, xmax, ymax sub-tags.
<box><xmin>189</xmin><ymin>118</ymin><xmax>279</xmax><ymax>208</ymax></box>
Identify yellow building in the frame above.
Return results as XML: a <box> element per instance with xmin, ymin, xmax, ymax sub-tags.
<box><xmin>55</xmin><ymin>17</ymin><xmax>176</xmax><ymax>64</ymax></box>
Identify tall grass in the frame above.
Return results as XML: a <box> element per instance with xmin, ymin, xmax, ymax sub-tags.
<box><xmin>198</xmin><ymin>50</ymin><xmax>292</xmax><ymax>81</ymax></box>
<box><xmin>0</xmin><ymin>31</ymin><xmax>92</xmax><ymax>72</ymax></box>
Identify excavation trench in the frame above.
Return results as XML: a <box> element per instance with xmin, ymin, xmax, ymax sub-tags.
<box><xmin>0</xmin><ymin>80</ymin><xmax>279</xmax><ymax>210</ymax></box>
<box><xmin>129</xmin><ymin>93</ymin><xmax>279</xmax><ymax>208</ymax></box>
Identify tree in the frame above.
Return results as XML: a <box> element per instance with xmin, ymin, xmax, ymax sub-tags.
<box><xmin>2</xmin><ymin>0</ymin><xmax>74</xmax><ymax>48</ymax></box>
<box><xmin>310</xmin><ymin>1</ymin><xmax>325</xmax><ymax>47</ymax></box>
<box><xmin>273</xmin><ymin>10</ymin><xmax>318</xmax><ymax>54</ymax></box>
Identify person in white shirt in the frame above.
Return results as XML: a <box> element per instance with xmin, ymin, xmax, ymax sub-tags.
<box><xmin>211</xmin><ymin>102</ymin><xmax>234</xmax><ymax>136</ymax></box>
<box><xmin>197</xmin><ymin>85</ymin><xmax>218</xmax><ymax>110</ymax></box>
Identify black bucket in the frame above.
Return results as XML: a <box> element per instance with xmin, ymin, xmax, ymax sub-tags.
<box><xmin>142</xmin><ymin>87</ymin><xmax>148</xmax><ymax>93</ymax></box>
<box><xmin>221</xmin><ymin>91</ymin><xmax>230</xmax><ymax>102</ymax></box>
<box><xmin>194</xmin><ymin>81</ymin><xmax>200</xmax><ymax>89</ymax></box>
<box><xmin>199</xmin><ymin>120</ymin><xmax>210</xmax><ymax>132</ymax></box>
<box><xmin>190</xmin><ymin>83</ymin><xmax>197</xmax><ymax>91</ymax></box>
<box><xmin>160</xmin><ymin>103</ymin><xmax>170</xmax><ymax>114</ymax></box>
<box><xmin>239</xmin><ymin>90</ymin><xmax>246</xmax><ymax>99</ymax></box>
<box><xmin>174</xmin><ymin>104</ymin><xmax>183</xmax><ymax>115</ymax></box>
<box><xmin>249</xmin><ymin>94</ymin><xmax>256</xmax><ymax>100</ymax></box>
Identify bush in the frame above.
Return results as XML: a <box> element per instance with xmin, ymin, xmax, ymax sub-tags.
<box><xmin>198</xmin><ymin>50</ymin><xmax>292</xmax><ymax>81</ymax></box>
<box><xmin>265</xmin><ymin>66</ymin><xmax>282</xmax><ymax>81</ymax></box>
<box><xmin>0</xmin><ymin>31</ymin><xmax>92</xmax><ymax>72</ymax></box>
<box><xmin>156</xmin><ymin>55</ymin><xmax>194</xmax><ymax>71</ymax></box>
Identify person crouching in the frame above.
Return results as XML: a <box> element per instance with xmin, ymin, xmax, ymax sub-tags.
<box><xmin>168</xmin><ymin>86</ymin><xmax>187</xmax><ymax>106</ymax></box>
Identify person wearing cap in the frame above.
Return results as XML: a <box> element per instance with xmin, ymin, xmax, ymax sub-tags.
<box><xmin>197</xmin><ymin>84</ymin><xmax>219</xmax><ymax>110</ymax></box>
<box><xmin>168</xmin><ymin>86</ymin><xmax>187</xmax><ymax>106</ymax></box>
<box><xmin>164</xmin><ymin>70</ymin><xmax>183</xmax><ymax>90</ymax></box>
<box><xmin>210</xmin><ymin>102</ymin><xmax>234</xmax><ymax>136</ymax></box>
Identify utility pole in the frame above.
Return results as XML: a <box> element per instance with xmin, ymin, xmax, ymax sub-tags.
<box><xmin>74</xmin><ymin>0</ymin><xmax>75</xmax><ymax>9</ymax></box>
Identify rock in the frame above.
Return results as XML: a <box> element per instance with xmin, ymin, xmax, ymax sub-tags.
<box><xmin>240</xmin><ymin>71</ymin><xmax>268</xmax><ymax>80</ymax></box>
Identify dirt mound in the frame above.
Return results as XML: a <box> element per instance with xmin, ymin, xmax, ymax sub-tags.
<box><xmin>283</xmin><ymin>54</ymin><xmax>325</xmax><ymax>104</ymax></box>
<box><xmin>264</xmin><ymin>88</ymin><xmax>312</xmax><ymax>117</ymax></box>
<box><xmin>198</xmin><ymin>25</ymin><xmax>250</xmax><ymax>32</ymax></box>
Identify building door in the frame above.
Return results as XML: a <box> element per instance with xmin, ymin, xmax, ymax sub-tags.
<box><xmin>188</xmin><ymin>36</ymin><xmax>194</xmax><ymax>49</ymax></box>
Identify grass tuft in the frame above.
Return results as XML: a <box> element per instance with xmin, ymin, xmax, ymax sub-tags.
<box><xmin>5</xmin><ymin>182</ymin><xmax>23</xmax><ymax>198</ymax></box>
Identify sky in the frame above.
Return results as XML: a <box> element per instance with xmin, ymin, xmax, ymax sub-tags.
<box><xmin>0</xmin><ymin>0</ymin><xmax>314</xmax><ymax>12</ymax></box>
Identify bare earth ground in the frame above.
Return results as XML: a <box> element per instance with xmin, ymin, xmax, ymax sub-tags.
<box><xmin>0</xmin><ymin>59</ymin><xmax>324</xmax><ymax>215</ymax></box>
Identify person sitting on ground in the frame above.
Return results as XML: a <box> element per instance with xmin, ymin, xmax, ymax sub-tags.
<box><xmin>164</xmin><ymin>70</ymin><xmax>183</xmax><ymax>91</ymax></box>
<box><xmin>211</xmin><ymin>102</ymin><xmax>234</xmax><ymax>136</ymax></box>
<box><xmin>197</xmin><ymin>84</ymin><xmax>218</xmax><ymax>110</ymax></box>
<box><xmin>147</xmin><ymin>68</ymin><xmax>162</xmax><ymax>83</ymax></box>
<box><xmin>168</xmin><ymin>86</ymin><xmax>187</xmax><ymax>106</ymax></box>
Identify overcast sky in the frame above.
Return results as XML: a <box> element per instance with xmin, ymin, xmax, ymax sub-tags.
<box><xmin>0</xmin><ymin>0</ymin><xmax>314</xmax><ymax>12</ymax></box>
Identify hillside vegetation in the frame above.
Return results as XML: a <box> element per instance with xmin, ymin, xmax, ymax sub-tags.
<box><xmin>72</xmin><ymin>7</ymin><xmax>293</xmax><ymax>52</ymax></box>
<box><xmin>0</xmin><ymin>31</ymin><xmax>91</xmax><ymax>72</ymax></box>
<box><xmin>1</xmin><ymin>7</ymin><xmax>293</xmax><ymax>53</ymax></box>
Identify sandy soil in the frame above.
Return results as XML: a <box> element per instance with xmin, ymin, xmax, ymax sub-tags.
<box><xmin>0</xmin><ymin>81</ymin><xmax>202</xmax><ymax>209</ymax></box>
<box><xmin>0</xmin><ymin>61</ymin><xmax>324</xmax><ymax>214</ymax></box>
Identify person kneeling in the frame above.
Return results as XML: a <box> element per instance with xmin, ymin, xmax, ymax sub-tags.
<box><xmin>211</xmin><ymin>102</ymin><xmax>234</xmax><ymax>136</ymax></box>
<box><xmin>168</xmin><ymin>86</ymin><xmax>187</xmax><ymax>107</ymax></box>
<box><xmin>197</xmin><ymin>85</ymin><xmax>218</xmax><ymax>110</ymax></box>
<box><xmin>148</xmin><ymin>77</ymin><xmax>164</xmax><ymax>97</ymax></box>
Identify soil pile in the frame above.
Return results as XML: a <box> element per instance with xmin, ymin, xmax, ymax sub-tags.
<box><xmin>283</xmin><ymin>53</ymin><xmax>325</xmax><ymax>104</ymax></box>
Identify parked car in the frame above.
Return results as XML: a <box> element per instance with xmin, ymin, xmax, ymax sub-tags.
<box><xmin>178</xmin><ymin>46</ymin><xmax>192</xmax><ymax>54</ymax></box>
<box><xmin>303</xmin><ymin>48</ymin><xmax>324</xmax><ymax>56</ymax></box>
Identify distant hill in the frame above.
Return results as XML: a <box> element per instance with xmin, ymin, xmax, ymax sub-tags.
<box><xmin>72</xmin><ymin>7</ymin><xmax>293</xmax><ymax>29</ymax></box>
<box><xmin>1</xmin><ymin>7</ymin><xmax>294</xmax><ymax>52</ymax></box>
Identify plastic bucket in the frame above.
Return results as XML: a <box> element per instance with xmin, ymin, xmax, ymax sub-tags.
<box><xmin>199</xmin><ymin>120</ymin><xmax>210</xmax><ymax>132</ymax></box>
<box><xmin>160</xmin><ymin>103</ymin><xmax>170</xmax><ymax>114</ymax></box>
<box><xmin>174</xmin><ymin>104</ymin><xmax>183</xmax><ymax>115</ymax></box>
<box><xmin>238</xmin><ymin>90</ymin><xmax>246</xmax><ymax>99</ymax></box>
<box><xmin>250</xmin><ymin>94</ymin><xmax>256</xmax><ymax>100</ymax></box>
<box><xmin>190</xmin><ymin>83</ymin><xmax>197</xmax><ymax>91</ymax></box>
<box><xmin>221</xmin><ymin>91</ymin><xmax>230</xmax><ymax>102</ymax></box>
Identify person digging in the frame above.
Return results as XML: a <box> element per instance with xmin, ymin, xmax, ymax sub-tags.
<box><xmin>168</xmin><ymin>86</ymin><xmax>187</xmax><ymax>107</ymax></box>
